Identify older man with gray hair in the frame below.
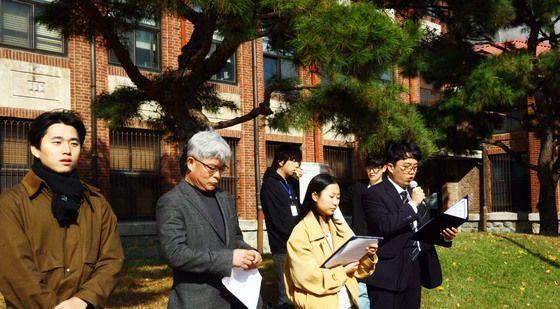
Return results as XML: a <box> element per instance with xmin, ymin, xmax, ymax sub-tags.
<box><xmin>157</xmin><ymin>130</ymin><xmax>262</xmax><ymax>309</ymax></box>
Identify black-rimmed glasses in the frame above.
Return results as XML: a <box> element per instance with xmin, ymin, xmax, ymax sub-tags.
<box><xmin>398</xmin><ymin>164</ymin><xmax>418</xmax><ymax>173</ymax></box>
<box><xmin>366</xmin><ymin>166</ymin><xmax>383</xmax><ymax>174</ymax></box>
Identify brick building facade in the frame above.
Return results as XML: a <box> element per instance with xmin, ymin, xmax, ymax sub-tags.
<box><xmin>6</xmin><ymin>2</ymin><xmax>553</xmax><ymax>257</ymax></box>
<box><xmin>0</xmin><ymin>7</ymin><xmax>374</xmax><ymax>256</ymax></box>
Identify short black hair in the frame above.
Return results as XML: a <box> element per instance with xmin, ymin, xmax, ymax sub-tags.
<box><xmin>29</xmin><ymin>110</ymin><xmax>87</xmax><ymax>148</ymax></box>
<box><xmin>271</xmin><ymin>144</ymin><xmax>302</xmax><ymax>168</ymax></box>
<box><xmin>365</xmin><ymin>153</ymin><xmax>386</xmax><ymax>167</ymax></box>
<box><xmin>385</xmin><ymin>140</ymin><xmax>422</xmax><ymax>164</ymax></box>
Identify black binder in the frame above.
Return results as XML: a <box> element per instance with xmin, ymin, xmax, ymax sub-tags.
<box><xmin>411</xmin><ymin>196</ymin><xmax>468</xmax><ymax>244</ymax></box>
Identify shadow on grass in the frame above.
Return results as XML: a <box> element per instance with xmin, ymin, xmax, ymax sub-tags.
<box><xmin>259</xmin><ymin>254</ymin><xmax>279</xmax><ymax>306</ymax></box>
<box><xmin>107</xmin><ymin>258</ymin><xmax>172</xmax><ymax>307</ymax></box>
<box><xmin>495</xmin><ymin>234</ymin><xmax>560</xmax><ymax>268</ymax></box>
<box><xmin>108</xmin><ymin>255</ymin><xmax>280</xmax><ymax>307</ymax></box>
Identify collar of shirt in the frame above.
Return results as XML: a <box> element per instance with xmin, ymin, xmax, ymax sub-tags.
<box><xmin>387</xmin><ymin>176</ymin><xmax>418</xmax><ymax>214</ymax></box>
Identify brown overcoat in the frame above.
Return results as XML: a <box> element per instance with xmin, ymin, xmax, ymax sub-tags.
<box><xmin>0</xmin><ymin>171</ymin><xmax>124</xmax><ymax>308</ymax></box>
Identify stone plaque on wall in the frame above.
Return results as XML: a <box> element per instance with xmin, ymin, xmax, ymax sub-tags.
<box><xmin>0</xmin><ymin>59</ymin><xmax>71</xmax><ymax>110</ymax></box>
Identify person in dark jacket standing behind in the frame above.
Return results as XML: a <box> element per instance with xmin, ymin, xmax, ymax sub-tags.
<box><xmin>261</xmin><ymin>144</ymin><xmax>302</xmax><ymax>309</ymax></box>
<box><xmin>0</xmin><ymin>110</ymin><xmax>124</xmax><ymax>309</ymax></box>
<box><xmin>340</xmin><ymin>153</ymin><xmax>386</xmax><ymax>309</ymax></box>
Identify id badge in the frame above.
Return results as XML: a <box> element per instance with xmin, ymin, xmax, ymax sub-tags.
<box><xmin>290</xmin><ymin>203</ymin><xmax>298</xmax><ymax>216</ymax></box>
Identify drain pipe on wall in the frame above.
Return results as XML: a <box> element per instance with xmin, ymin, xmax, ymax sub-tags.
<box><xmin>90</xmin><ymin>34</ymin><xmax>99</xmax><ymax>186</ymax></box>
<box><xmin>252</xmin><ymin>39</ymin><xmax>264</xmax><ymax>253</ymax></box>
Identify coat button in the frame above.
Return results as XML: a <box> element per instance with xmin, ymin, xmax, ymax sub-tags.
<box><xmin>65</xmin><ymin>268</ymin><xmax>70</xmax><ymax>273</ymax></box>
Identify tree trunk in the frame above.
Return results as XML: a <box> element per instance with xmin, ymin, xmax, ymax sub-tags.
<box><xmin>537</xmin><ymin>178</ymin><xmax>559</xmax><ymax>235</ymax></box>
<box><xmin>536</xmin><ymin>130</ymin><xmax>559</xmax><ymax>236</ymax></box>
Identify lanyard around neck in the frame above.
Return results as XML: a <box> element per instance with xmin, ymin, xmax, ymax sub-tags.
<box><xmin>279</xmin><ymin>180</ymin><xmax>293</xmax><ymax>200</ymax></box>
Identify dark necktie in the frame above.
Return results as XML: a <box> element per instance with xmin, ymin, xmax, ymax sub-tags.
<box><xmin>402</xmin><ymin>191</ymin><xmax>421</xmax><ymax>261</ymax></box>
<box><xmin>400</xmin><ymin>191</ymin><xmax>408</xmax><ymax>204</ymax></box>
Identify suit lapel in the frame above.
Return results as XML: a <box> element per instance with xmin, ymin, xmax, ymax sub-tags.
<box><xmin>383</xmin><ymin>181</ymin><xmax>404</xmax><ymax>209</ymax></box>
<box><xmin>179</xmin><ymin>181</ymin><xmax>227</xmax><ymax>244</ymax></box>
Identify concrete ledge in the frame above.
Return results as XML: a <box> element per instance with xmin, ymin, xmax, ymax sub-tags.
<box><xmin>117</xmin><ymin>221</ymin><xmax>157</xmax><ymax>236</ymax></box>
<box><xmin>486</xmin><ymin>212</ymin><xmax>530</xmax><ymax>221</ymax></box>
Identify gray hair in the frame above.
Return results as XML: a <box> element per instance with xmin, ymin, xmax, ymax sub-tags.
<box><xmin>186</xmin><ymin>130</ymin><xmax>231</xmax><ymax>163</ymax></box>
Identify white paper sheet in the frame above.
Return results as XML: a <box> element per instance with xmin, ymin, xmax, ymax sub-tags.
<box><xmin>221</xmin><ymin>267</ymin><xmax>262</xmax><ymax>309</ymax></box>
<box><xmin>445</xmin><ymin>196</ymin><xmax>468</xmax><ymax>219</ymax></box>
<box><xmin>322</xmin><ymin>235</ymin><xmax>383</xmax><ymax>268</ymax></box>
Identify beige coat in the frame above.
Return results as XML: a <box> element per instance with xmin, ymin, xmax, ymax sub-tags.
<box><xmin>0</xmin><ymin>171</ymin><xmax>124</xmax><ymax>308</ymax></box>
<box><xmin>284</xmin><ymin>211</ymin><xmax>377</xmax><ymax>309</ymax></box>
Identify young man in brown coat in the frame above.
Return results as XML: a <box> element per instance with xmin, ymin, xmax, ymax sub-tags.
<box><xmin>0</xmin><ymin>110</ymin><xmax>124</xmax><ymax>309</ymax></box>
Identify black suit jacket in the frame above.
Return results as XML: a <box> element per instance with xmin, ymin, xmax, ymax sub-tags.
<box><xmin>340</xmin><ymin>181</ymin><xmax>369</xmax><ymax>235</ymax></box>
<box><xmin>362</xmin><ymin>178</ymin><xmax>446</xmax><ymax>291</ymax></box>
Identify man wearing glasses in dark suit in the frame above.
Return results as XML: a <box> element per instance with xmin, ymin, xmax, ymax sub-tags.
<box><xmin>362</xmin><ymin>140</ymin><xmax>458</xmax><ymax>309</ymax></box>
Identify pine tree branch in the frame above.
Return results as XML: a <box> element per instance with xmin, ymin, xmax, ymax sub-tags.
<box><xmin>83</xmin><ymin>1</ymin><xmax>152</xmax><ymax>91</ymax></box>
<box><xmin>210</xmin><ymin>84</ymin><xmax>318</xmax><ymax>129</ymax></box>
<box><xmin>178</xmin><ymin>14</ymin><xmax>216</xmax><ymax>73</ymax></box>
<box><xmin>210</xmin><ymin>88</ymin><xmax>274</xmax><ymax>129</ymax></box>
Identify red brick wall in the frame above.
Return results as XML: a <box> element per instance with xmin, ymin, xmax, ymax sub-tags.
<box><xmin>0</xmin><ymin>14</ymin><xmax>356</xmax><ymax>222</ymax></box>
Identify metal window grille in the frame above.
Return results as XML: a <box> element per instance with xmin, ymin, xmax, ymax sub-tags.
<box><xmin>0</xmin><ymin>118</ymin><xmax>32</xmax><ymax>192</ymax></box>
<box><xmin>490</xmin><ymin>153</ymin><xmax>530</xmax><ymax>212</ymax></box>
<box><xmin>109</xmin><ymin>129</ymin><xmax>162</xmax><ymax>220</ymax></box>
<box><xmin>218</xmin><ymin>138</ymin><xmax>238</xmax><ymax>198</ymax></box>
<box><xmin>323</xmin><ymin>146</ymin><xmax>353</xmax><ymax>189</ymax></box>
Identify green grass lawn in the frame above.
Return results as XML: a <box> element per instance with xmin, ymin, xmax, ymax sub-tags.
<box><xmin>422</xmin><ymin>233</ymin><xmax>559</xmax><ymax>309</ymax></box>
<box><xmin>1</xmin><ymin>232</ymin><xmax>558</xmax><ymax>308</ymax></box>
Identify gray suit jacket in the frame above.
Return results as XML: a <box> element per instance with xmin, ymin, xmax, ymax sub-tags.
<box><xmin>156</xmin><ymin>180</ymin><xmax>257</xmax><ymax>309</ymax></box>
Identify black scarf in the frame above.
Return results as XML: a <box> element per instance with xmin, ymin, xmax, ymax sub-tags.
<box><xmin>31</xmin><ymin>160</ymin><xmax>85</xmax><ymax>227</ymax></box>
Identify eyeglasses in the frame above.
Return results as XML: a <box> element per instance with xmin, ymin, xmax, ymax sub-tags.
<box><xmin>398</xmin><ymin>164</ymin><xmax>418</xmax><ymax>173</ymax></box>
<box><xmin>366</xmin><ymin>166</ymin><xmax>383</xmax><ymax>174</ymax></box>
<box><xmin>192</xmin><ymin>157</ymin><xmax>229</xmax><ymax>175</ymax></box>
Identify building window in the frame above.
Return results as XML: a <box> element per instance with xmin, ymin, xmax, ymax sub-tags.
<box><xmin>490</xmin><ymin>153</ymin><xmax>530</xmax><ymax>212</ymax></box>
<box><xmin>0</xmin><ymin>118</ymin><xmax>32</xmax><ymax>192</ymax></box>
<box><xmin>208</xmin><ymin>33</ymin><xmax>236</xmax><ymax>84</ymax></box>
<box><xmin>494</xmin><ymin>109</ymin><xmax>524</xmax><ymax>133</ymax></box>
<box><xmin>263</xmin><ymin>37</ymin><xmax>299</xmax><ymax>89</ymax></box>
<box><xmin>109</xmin><ymin>18</ymin><xmax>160</xmax><ymax>70</ymax></box>
<box><xmin>0</xmin><ymin>0</ymin><xmax>64</xmax><ymax>53</ymax></box>
<box><xmin>219</xmin><ymin>138</ymin><xmax>238</xmax><ymax>198</ymax></box>
<box><xmin>324</xmin><ymin>146</ymin><xmax>353</xmax><ymax>216</ymax></box>
<box><xmin>110</xmin><ymin>129</ymin><xmax>161</xmax><ymax>220</ymax></box>
<box><xmin>379</xmin><ymin>69</ymin><xmax>393</xmax><ymax>84</ymax></box>
<box><xmin>419</xmin><ymin>78</ymin><xmax>441</xmax><ymax>106</ymax></box>
<box><xmin>323</xmin><ymin>146</ymin><xmax>353</xmax><ymax>189</ymax></box>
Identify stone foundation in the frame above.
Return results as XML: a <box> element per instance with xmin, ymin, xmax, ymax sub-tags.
<box><xmin>117</xmin><ymin>220</ymin><xmax>271</xmax><ymax>259</ymax></box>
<box><xmin>460</xmin><ymin>212</ymin><xmax>560</xmax><ymax>234</ymax></box>
<box><xmin>118</xmin><ymin>214</ymin><xmax>559</xmax><ymax>259</ymax></box>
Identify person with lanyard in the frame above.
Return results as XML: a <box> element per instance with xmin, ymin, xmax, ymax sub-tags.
<box><xmin>261</xmin><ymin>144</ymin><xmax>302</xmax><ymax>309</ymax></box>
